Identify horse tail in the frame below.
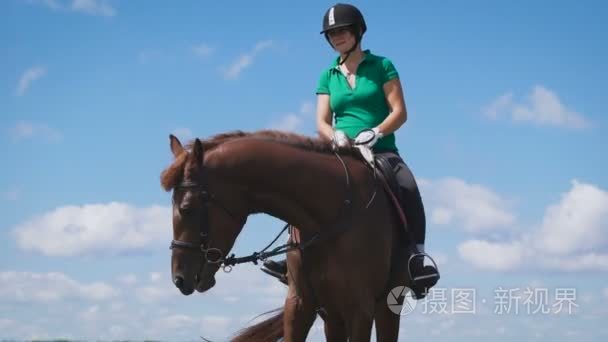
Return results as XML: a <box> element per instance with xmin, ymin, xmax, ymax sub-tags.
<box><xmin>230</xmin><ymin>307</ymin><xmax>284</xmax><ymax>342</ymax></box>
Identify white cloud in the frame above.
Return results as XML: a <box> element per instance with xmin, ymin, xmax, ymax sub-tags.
<box><xmin>430</xmin><ymin>207</ymin><xmax>453</xmax><ymax>225</ymax></box>
<box><xmin>9</xmin><ymin>120</ymin><xmax>62</xmax><ymax>142</ymax></box>
<box><xmin>537</xmin><ymin>253</ymin><xmax>608</xmax><ymax>272</ymax></box>
<box><xmin>25</xmin><ymin>0</ymin><xmax>62</xmax><ymax>10</ymax></box>
<box><xmin>193</xmin><ymin>44</ymin><xmax>214</xmax><ymax>58</ymax></box>
<box><xmin>84</xmin><ymin>282</ymin><xmax>120</xmax><ymax>300</ymax></box>
<box><xmin>70</xmin><ymin>0</ymin><xmax>115</xmax><ymax>17</ymax></box>
<box><xmin>144</xmin><ymin>314</ymin><xmax>232</xmax><ymax>341</ymax></box>
<box><xmin>108</xmin><ymin>325</ymin><xmax>125</xmax><ymax>338</ymax></box>
<box><xmin>0</xmin><ymin>318</ymin><xmax>15</xmax><ymax>328</ymax></box>
<box><xmin>80</xmin><ymin>305</ymin><xmax>100</xmax><ymax>321</ymax></box>
<box><xmin>23</xmin><ymin>0</ymin><xmax>116</xmax><ymax>16</ymax></box>
<box><xmin>12</xmin><ymin>202</ymin><xmax>171</xmax><ymax>256</ymax></box>
<box><xmin>223</xmin><ymin>296</ymin><xmax>239</xmax><ymax>303</ymax></box>
<box><xmin>439</xmin><ymin>319</ymin><xmax>455</xmax><ymax>331</ymax></box>
<box><xmin>155</xmin><ymin>314</ymin><xmax>195</xmax><ymax>330</ymax></box>
<box><xmin>431</xmin><ymin>252</ymin><xmax>449</xmax><ymax>268</ymax></box>
<box><xmin>15</xmin><ymin>66</ymin><xmax>46</xmax><ymax>96</ymax></box>
<box><xmin>4</xmin><ymin>323</ymin><xmax>53</xmax><ymax>342</ymax></box>
<box><xmin>3</xmin><ymin>188</ymin><xmax>21</xmax><ymax>201</ymax></box>
<box><xmin>135</xmin><ymin>282</ymin><xmax>179</xmax><ymax>303</ymax></box>
<box><xmin>149</xmin><ymin>272</ymin><xmax>162</xmax><ymax>282</ymax></box>
<box><xmin>482</xmin><ymin>85</ymin><xmax>591</xmax><ymax>129</ymax></box>
<box><xmin>109</xmin><ymin>301</ymin><xmax>125</xmax><ymax>312</ymax></box>
<box><xmin>117</xmin><ymin>274</ymin><xmax>137</xmax><ymax>286</ymax></box>
<box><xmin>199</xmin><ymin>315</ymin><xmax>232</xmax><ymax>339</ymax></box>
<box><xmin>267</xmin><ymin>100</ymin><xmax>314</xmax><ymax>133</ymax></box>
<box><xmin>269</xmin><ymin>113</ymin><xmax>302</xmax><ymax>132</ymax></box>
<box><xmin>137</xmin><ymin>50</ymin><xmax>162</xmax><ymax>64</ymax></box>
<box><xmin>458</xmin><ymin>240</ymin><xmax>526</xmax><ymax>271</ymax></box>
<box><xmin>420</xmin><ymin>177</ymin><xmax>517</xmax><ymax>232</ymax></box>
<box><xmin>603</xmin><ymin>288</ymin><xmax>608</xmax><ymax>299</ymax></box>
<box><xmin>132</xmin><ymin>266</ymin><xmax>286</xmax><ymax>306</ymax></box>
<box><xmin>534</xmin><ymin>179</ymin><xmax>608</xmax><ymax>256</ymax></box>
<box><xmin>457</xmin><ymin>180</ymin><xmax>608</xmax><ymax>272</ymax></box>
<box><xmin>0</xmin><ymin>271</ymin><xmax>119</xmax><ymax>303</ymax></box>
<box><xmin>222</xmin><ymin>40</ymin><xmax>273</xmax><ymax>80</ymax></box>
<box><xmin>299</xmin><ymin>101</ymin><xmax>314</xmax><ymax>115</ymax></box>
<box><xmin>212</xmin><ymin>264</ymin><xmax>286</xmax><ymax>307</ymax></box>
<box><xmin>482</xmin><ymin>93</ymin><xmax>513</xmax><ymax>119</ymax></box>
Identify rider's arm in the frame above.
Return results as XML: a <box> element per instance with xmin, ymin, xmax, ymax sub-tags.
<box><xmin>316</xmin><ymin>94</ymin><xmax>334</xmax><ymax>142</ymax></box>
<box><xmin>376</xmin><ymin>78</ymin><xmax>407</xmax><ymax>136</ymax></box>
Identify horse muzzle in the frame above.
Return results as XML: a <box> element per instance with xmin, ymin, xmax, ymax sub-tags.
<box><xmin>174</xmin><ymin>275</ymin><xmax>195</xmax><ymax>295</ymax></box>
<box><xmin>196</xmin><ymin>276</ymin><xmax>216</xmax><ymax>293</ymax></box>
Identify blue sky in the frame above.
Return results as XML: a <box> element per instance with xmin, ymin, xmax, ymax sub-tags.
<box><xmin>1</xmin><ymin>0</ymin><xmax>607</xmax><ymax>340</ymax></box>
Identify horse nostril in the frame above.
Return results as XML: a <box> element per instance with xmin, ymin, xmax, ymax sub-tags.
<box><xmin>174</xmin><ymin>276</ymin><xmax>184</xmax><ymax>289</ymax></box>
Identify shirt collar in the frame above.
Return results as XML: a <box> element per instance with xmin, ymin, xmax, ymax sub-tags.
<box><xmin>331</xmin><ymin>49</ymin><xmax>372</xmax><ymax>71</ymax></box>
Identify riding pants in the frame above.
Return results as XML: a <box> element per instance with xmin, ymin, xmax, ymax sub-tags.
<box><xmin>375</xmin><ymin>151</ymin><xmax>426</xmax><ymax>245</ymax></box>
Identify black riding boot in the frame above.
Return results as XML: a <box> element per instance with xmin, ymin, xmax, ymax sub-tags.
<box><xmin>407</xmin><ymin>247</ymin><xmax>440</xmax><ymax>299</ymax></box>
<box><xmin>261</xmin><ymin>258</ymin><xmax>288</xmax><ymax>285</ymax></box>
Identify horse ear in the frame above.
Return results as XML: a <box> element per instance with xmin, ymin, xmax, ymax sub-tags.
<box><xmin>169</xmin><ymin>134</ymin><xmax>184</xmax><ymax>157</ymax></box>
<box><xmin>193</xmin><ymin>138</ymin><xmax>204</xmax><ymax>164</ymax></box>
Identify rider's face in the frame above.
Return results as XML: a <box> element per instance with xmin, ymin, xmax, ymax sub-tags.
<box><xmin>327</xmin><ymin>27</ymin><xmax>356</xmax><ymax>52</ymax></box>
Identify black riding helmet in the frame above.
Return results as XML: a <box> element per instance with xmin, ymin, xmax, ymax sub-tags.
<box><xmin>320</xmin><ymin>3</ymin><xmax>367</xmax><ymax>64</ymax></box>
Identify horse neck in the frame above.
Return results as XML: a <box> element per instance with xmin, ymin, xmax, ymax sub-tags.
<box><xmin>211</xmin><ymin>138</ymin><xmax>355</xmax><ymax>233</ymax></box>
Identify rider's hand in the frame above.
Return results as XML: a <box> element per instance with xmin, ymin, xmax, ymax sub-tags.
<box><xmin>354</xmin><ymin>127</ymin><xmax>383</xmax><ymax>147</ymax></box>
<box><xmin>332</xmin><ymin>130</ymin><xmax>349</xmax><ymax>150</ymax></box>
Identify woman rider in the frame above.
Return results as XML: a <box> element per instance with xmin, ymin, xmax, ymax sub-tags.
<box><xmin>262</xmin><ymin>3</ymin><xmax>439</xmax><ymax>299</ymax></box>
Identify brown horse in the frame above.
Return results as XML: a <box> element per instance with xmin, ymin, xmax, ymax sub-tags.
<box><xmin>160</xmin><ymin>130</ymin><xmax>415</xmax><ymax>341</ymax></box>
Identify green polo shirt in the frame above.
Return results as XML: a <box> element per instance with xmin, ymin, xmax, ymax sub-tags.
<box><xmin>316</xmin><ymin>50</ymin><xmax>400</xmax><ymax>153</ymax></box>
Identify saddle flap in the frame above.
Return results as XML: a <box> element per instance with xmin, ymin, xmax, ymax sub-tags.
<box><xmin>374</xmin><ymin>154</ymin><xmax>401</xmax><ymax>202</ymax></box>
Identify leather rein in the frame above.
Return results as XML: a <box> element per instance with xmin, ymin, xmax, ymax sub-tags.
<box><xmin>169</xmin><ymin>150</ymin><xmax>359</xmax><ymax>273</ymax></box>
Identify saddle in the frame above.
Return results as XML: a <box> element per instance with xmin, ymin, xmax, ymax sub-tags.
<box><xmin>355</xmin><ymin>145</ymin><xmax>408</xmax><ymax>238</ymax></box>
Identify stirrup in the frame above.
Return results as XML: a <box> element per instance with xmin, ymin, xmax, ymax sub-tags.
<box><xmin>407</xmin><ymin>252</ymin><xmax>440</xmax><ymax>298</ymax></box>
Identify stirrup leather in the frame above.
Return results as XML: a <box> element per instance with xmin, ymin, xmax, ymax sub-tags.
<box><xmin>261</xmin><ymin>266</ymin><xmax>288</xmax><ymax>285</ymax></box>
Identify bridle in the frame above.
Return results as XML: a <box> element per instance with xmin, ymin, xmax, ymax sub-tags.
<box><xmin>169</xmin><ymin>175</ymin><xmax>241</xmax><ymax>266</ymax></box>
<box><xmin>168</xmin><ymin>150</ymin><xmax>362</xmax><ymax>273</ymax></box>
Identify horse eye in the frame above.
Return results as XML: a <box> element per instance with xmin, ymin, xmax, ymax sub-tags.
<box><xmin>179</xmin><ymin>205</ymin><xmax>194</xmax><ymax>217</ymax></box>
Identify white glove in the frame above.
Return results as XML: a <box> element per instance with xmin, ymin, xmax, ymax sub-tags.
<box><xmin>332</xmin><ymin>130</ymin><xmax>349</xmax><ymax>149</ymax></box>
<box><xmin>354</xmin><ymin>127</ymin><xmax>383</xmax><ymax>147</ymax></box>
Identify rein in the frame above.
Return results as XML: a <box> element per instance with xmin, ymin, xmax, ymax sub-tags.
<box><xmin>169</xmin><ymin>150</ymin><xmax>359</xmax><ymax>273</ymax></box>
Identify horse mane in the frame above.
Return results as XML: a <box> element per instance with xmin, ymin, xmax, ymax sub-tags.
<box><xmin>160</xmin><ymin>129</ymin><xmax>359</xmax><ymax>191</ymax></box>
<box><xmin>185</xmin><ymin>129</ymin><xmax>354</xmax><ymax>154</ymax></box>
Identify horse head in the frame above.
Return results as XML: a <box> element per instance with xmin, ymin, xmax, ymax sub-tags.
<box><xmin>161</xmin><ymin>134</ymin><xmax>249</xmax><ymax>295</ymax></box>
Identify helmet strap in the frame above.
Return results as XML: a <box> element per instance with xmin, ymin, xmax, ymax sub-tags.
<box><xmin>338</xmin><ymin>31</ymin><xmax>362</xmax><ymax>65</ymax></box>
